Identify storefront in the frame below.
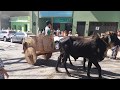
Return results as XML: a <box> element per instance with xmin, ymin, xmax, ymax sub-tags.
<box><xmin>72</xmin><ymin>11</ymin><xmax>120</xmax><ymax>36</ymax></box>
<box><xmin>39</xmin><ymin>11</ymin><xmax>73</xmax><ymax>32</ymax></box>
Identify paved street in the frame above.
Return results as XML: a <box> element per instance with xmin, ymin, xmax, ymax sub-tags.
<box><xmin>0</xmin><ymin>41</ymin><xmax>120</xmax><ymax>79</ymax></box>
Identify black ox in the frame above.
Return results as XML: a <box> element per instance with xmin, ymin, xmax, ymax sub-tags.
<box><xmin>56</xmin><ymin>32</ymin><xmax>120</xmax><ymax>79</ymax></box>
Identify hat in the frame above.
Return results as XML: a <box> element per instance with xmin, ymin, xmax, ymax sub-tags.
<box><xmin>46</xmin><ymin>20</ymin><xmax>51</xmax><ymax>25</ymax></box>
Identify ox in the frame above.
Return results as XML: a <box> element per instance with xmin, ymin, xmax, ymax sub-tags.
<box><xmin>56</xmin><ymin>32</ymin><xmax>120</xmax><ymax>79</ymax></box>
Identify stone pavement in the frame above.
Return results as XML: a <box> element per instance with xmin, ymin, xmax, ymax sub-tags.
<box><xmin>0</xmin><ymin>41</ymin><xmax>120</xmax><ymax>79</ymax></box>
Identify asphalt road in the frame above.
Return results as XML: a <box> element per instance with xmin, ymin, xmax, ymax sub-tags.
<box><xmin>0</xmin><ymin>41</ymin><xmax>120</xmax><ymax>79</ymax></box>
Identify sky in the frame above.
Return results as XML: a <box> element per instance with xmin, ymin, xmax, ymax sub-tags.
<box><xmin>39</xmin><ymin>11</ymin><xmax>73</xmax><ymax>17</ymax></box>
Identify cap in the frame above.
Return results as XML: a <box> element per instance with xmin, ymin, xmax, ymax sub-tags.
<box><xmin>46</xmin><ymin>20</ymin><xmax>51</xmax><ymax>25</ymax></box>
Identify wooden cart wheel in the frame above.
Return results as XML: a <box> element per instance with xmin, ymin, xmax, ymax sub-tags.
<box><xmin>44</xmin><ymin>53</ymin><xmax>52</xmax><ymax>60</ymax></box>
<box><xmin>25</xmin><ymin>47</ymin><xmax>37</xmax><ymax>65</ymax></box>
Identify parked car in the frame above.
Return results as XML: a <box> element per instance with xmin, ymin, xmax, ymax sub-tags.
<box><xmin>54</xmin><ymin>36</ymin><xmax>64</xmax><ymax>50</ymax></box>
<box><xmin>0</xmin><ymin>30</ymin><xmax>16</xmax><ymax>42</ymax></box>
<box><xmin>10</xmin><ymin>32</ymin><xmax>35</xmax><ymax>43</ymax></box>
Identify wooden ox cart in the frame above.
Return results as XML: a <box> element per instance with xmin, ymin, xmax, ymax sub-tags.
<box><xmin>22</xmin><ymin>35</ymin><xmax>55</xmax><ymax>65</ymax></box>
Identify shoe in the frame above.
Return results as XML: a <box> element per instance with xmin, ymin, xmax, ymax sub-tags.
<box><xmin>110</xmin><ymin>57</ymin><xmax>116</xmax><ymax>59</ymax></box>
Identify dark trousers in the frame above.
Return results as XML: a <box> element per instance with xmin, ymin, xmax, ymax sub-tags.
<box><xmin>111</xmin><ymin>45</ymin><xmax>119</xmax><ymax>59</ymax></box>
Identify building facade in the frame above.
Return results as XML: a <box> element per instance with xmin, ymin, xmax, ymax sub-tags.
<box><xmin>39</xmin><ymin>11</ymin><xmax>73</xmax><ymax>33</ymax></box>
<box><xmin>10</xmin><ymin>16</ymin><xmax>30</xmax><ymax>32</ymax></box>
<box><xmin>0</xmin><ymin>11</ymin><xmax>29</xmax><ymax>30</ymax></box>
<box><xmin>72</xmin><ymin>11</ymin><xmax>120</xmax><ymax>36</ymax></box>
<box><xmin>30</xmin><ymin>11</ymin><xmax>73</xmax><ymax>35</ymax></box>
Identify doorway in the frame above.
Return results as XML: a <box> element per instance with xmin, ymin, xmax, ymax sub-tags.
<box><xmin>76</xmin><ymin>22</ymin><xmax>86</xmax><ymax>36</ymax></box>
<box><xmin>24</xmin><ymin>24</ymin><xmax>28</xmax><ymax>32</ymax></box>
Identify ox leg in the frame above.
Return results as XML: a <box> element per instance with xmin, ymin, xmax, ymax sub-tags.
<box><xmin>83</xmin><ymin>58</ymin><xmax>87</xmax><ymax>70</ymax></box>
<box><xmin>63</xmin><ymin>54</ymin><xmax>71</xmax><ymax>76</ymax></box>
<box><xmin>68</xmin><ymin>56</ymin><xmax>74</xmax><ymax>66</ymax></box>
<box><xmin>87</xmin><ymin>60</ymin><xmax>92</xmax><ymax>79</ymax></box>
<box><xmin>55</xmin><ymin>55</ymin><xmax>62</xmax><ymax>72</ymax></box>
<box><xmin>92</xmin><ymin>61</ymin><xmax>102</xmax><ymax>79</ymax></box>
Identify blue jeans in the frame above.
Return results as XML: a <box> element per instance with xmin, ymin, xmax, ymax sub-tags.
<box><xmin>111</xmin><ymin>46</ymin><xmax>119</xmax><ymax>59</ymax></box>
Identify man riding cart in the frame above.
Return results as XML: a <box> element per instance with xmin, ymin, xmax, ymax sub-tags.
<box><xmin>23</xmin><ymin>21</ymin><xmax>55</xmax><ymax>65</ymax></box>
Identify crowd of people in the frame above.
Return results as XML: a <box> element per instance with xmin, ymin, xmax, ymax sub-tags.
<box><xmin>39</xmin><ymin>21</ymin><xmax>73</xmax><ymax>37</ymax></box>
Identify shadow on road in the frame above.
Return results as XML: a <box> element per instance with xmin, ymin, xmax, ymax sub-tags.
<box><xmin>34</xmin><ymin>58</ymin><xmax>120</xmax><ymax>79</ymax></box>
<box><xmin>3</xmin><ymin>57</ymin><xmax>120</xmax><ymax>79</ymax></box>
<box><xmin>3</xmin><ymin>57</ymin><xmax>26</xmax><ymax>65</ymax></box>
<box><xmin>0</xmin><ymin>49</ymin><xmax>5</xmax><ymax>51</ymax></box>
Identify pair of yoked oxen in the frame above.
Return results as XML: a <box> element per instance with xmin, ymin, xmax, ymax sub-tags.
<box><xmin>55</xmin><ymin>31</ymin><xmax>120</xmax><ymax>79</ymax></box>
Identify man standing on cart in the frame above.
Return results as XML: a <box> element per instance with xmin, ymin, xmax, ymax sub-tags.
<box><xmin>45</xmin><ymin>21</ymin><xmax>52</xmax><ymax>36</ymax></box>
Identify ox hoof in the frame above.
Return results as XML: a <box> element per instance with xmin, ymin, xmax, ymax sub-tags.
<box><xmin>55</xmin><ymin>68</ymin><xmax>61</xmax><ymax>73</ymax></box>
<box><xmin>70</xmin><ymin>63</ymin><xmax>74</xmax><ymax>66</ymax></box>
<box><xmin>83</xmin><ymin>67</ymin><xmax>86</xmax><ymax>71</ymax></box>
<box><xmin>67</xmin><ymin>73</ymin><xmax>71</xmax><ymax>77</ymax></box>
<box><xmin>98</xmin><ymin>76</ymin><xmax>102</xmax><ymax>79</ymax></box>
<box><xmin>87</xmin><ymin>74</ymin><xmax>91</xmax><ymax>79</ymax></box>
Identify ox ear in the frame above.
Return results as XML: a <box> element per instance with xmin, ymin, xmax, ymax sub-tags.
<box><xmin>92</xmin><ymin>33</ymin><xmax>100</xmax><ymax>39</ymax></box>
<box><xmin>95</xmin><ymin>33</ymin><xmax>100</xmax><ymax>39</ymax></box>
<box><xmin>100</xmin><ymin>33</ymin><xmax>105</xmax><ymax>39</ymax></box>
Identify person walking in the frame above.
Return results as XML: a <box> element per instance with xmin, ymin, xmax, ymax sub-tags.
<box><xmin>110</xmin><ymin>31</ymin><xmax>120</xmax><ymax>59</ymax></box>
<box><xmin>0</xmin><ymin>58</ymin><xmax>9</xmax><ymax>79</ymax></box>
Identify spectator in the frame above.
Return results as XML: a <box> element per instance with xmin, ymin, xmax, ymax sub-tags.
<box><xmin>75</xmin><ymin>33</ymin><xmax>78</xmax><ymax>36</ymax></box>
<box><xmin>68</xmin><ymin>31</ymin><xmax>72</xmax><ymax>36</ymax></box>
<box><xmin>63</xmin><ymin>30</ymin><xmax>67</xmax><ymax>36</ymax></box>
<box><xmin>110</xmin><ymin>31</ymin><xmax>120</xmax><ymax>59</ymax></box>
<box><xmin>117</xmin><ymin>30</ymin><xmax>120</xmax><ymax>39</ymax></box>
<box><xmin>111</xmin><ymin>45</ymin><xmax>119</xmax><ymax>59</ymax></box>
<box><xmin>56</xmin><ymin>28</ymin><xmax>60</xmax><ymax>36</ymax></box>
<box><xmin>0</xmin><ymin>58</ymin><xmax>9</xmax><ymax>79</ymax></box>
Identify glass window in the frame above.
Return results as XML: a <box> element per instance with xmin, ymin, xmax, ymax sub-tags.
<box><xmin>9</xmin><ymin>31</ymin><xmax>16</xmax><ymax>34</ymax></box>
<box><xmin>19</xmin><ymin>32</ymin><xmax>24</xmax><ymax>35</ymax></box>
<box><xmin>1</xmin><ymin>31</ymin><xmax>7</xmax><ymax>33</ymax></box>
<box><xmin>15</xmin><ymin>32</ymin><xmax>24</xmax><ymax>35</ymax></box>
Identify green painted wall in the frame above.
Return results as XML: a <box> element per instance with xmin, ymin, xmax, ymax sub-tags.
<box><xmin>10</xmin><ymin>16</ymin><xmax>30</xmax><ymax>32</ymax></box>
<box><xmin>10</xmin><ymin>16</ymin><xmax>30</xmax><ymax>22</ymax></box>
<box><xmin>72</xmin><ymin>11</ymin><xmax>120</xmax><ymax>36</ymax></box>
<box><xmin>11</xmin><ymin>22</ymin><xmax>30</xmax><ymax>32</ymax></box>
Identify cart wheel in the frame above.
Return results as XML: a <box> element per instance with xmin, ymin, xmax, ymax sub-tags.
<box><xmin>44</xmin><ymin>53</ymin><xmax>52</xmax><ymax>60</ymax></box>
<box><xmin>25</xmin><ymin>47</ymin><xmax>37</xmax><ymax>65</ymax></box>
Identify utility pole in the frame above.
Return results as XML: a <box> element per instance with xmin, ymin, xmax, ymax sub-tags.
<box><xmin>30</xmin><ymin>11</ymin><xmax>39</xmax><ymax>35</ymax></box>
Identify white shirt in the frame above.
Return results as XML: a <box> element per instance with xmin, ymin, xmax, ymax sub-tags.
<box><xmin>118</xmin><ymin>36</ymin><xmax>120</xmax><ymax>40</ymax></box>
<box><xmin>45</xmin><ymin>26</ymin><xmax>50</xmax><ymax>35</ymax></box>
<box><xmin>57</xmin><ymin>29</ymin><xmax>60</xmax><ymax>33</ymax></box>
